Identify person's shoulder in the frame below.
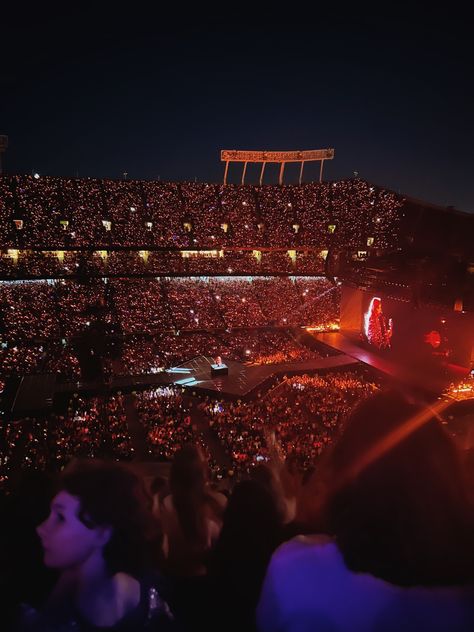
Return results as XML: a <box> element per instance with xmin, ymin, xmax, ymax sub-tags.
<box><xmin>211</xmin><ymin>490</ymin><xmax>228</xmax><ymax>507</ymax></box>
<box><xmin>162</xmin><ymin>494</ymin><xmax>174</xmax><ymax>512</ymax></box>
<box><xmin>269</xmin><ymin>534</ymin><xmax>341</xmax><ymax>572</ymax></box>
<box><xmin>115</xmin><ymin>572</ymin><xmax>141</xmax><ymax>613</ymax></box>
<box><xmin>274</xmin><ymin>533</ymin><xmax>336</xmax><ymax>555</ymax></box>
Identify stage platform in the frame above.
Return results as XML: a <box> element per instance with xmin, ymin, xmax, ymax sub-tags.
<box><xmin>314</xmin><ymin>332</ymin><xmax>469</xmax><ymax>395</ymax></box>
<box><xmin>166</xmin><ymin>354</ymin><xmax>359</xmax><ymax>399</ymax></box>
<box><xmin>56</xmin><ymin>353</ymin><xmax>359</xmax><ymax>400</ymax></box>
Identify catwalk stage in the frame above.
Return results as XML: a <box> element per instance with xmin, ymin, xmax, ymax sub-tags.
<box><xmin>164</xmin><ymin>353</ymin><xmax>359</xmax><ymax>399</ymax></box>
<box><xmin>55</xmin><ymin>352</ymin><xmax>359</xmax><ymax>402</ymax></box>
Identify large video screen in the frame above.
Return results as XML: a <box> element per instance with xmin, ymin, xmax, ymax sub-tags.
<box><xmin>340</xmin><ymin>287</ymin><xmax>474</xmax><ymax>372</ymax></box>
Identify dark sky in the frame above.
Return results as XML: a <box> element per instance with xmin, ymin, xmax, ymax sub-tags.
<box><xmin>2</xmin><ymin>9</ymin><xmax>474</xmax><ymax>212</ymax></box>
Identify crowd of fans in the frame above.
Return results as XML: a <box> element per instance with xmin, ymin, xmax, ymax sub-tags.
<box><xmin>0</xmin><ymin>282</ymin><xmax>59</xmax><ymax>341</ymax></box>
<box><xmin>0</xmin><ymin>365</ymin><xmax>379</xmax><ymax>493</ymax></box>
<box><xmin>3</xmin><ymin>388</ymin><xmax>473</xmax><ymax>631</ymax></box>
<box><xmin>218</xmin><ymin>329</ymin><xmax>323</xmax><ymax>365</ymax></box>
<box><xmin>49</xmin><ymin>393</ymin><xmax>133</xmax><ymax>464</ymax></box>
<box><xmin>0</xmin><ymin>275</ymin><xmax>340</xmax><ymax>382</ymax></box>
<box><xmin>113</xmin><ymin>329</ymin><xmax>323</xmax><ymax>376</ymax></box>
<box><xmin>0</xmin><ymin>342</ymin><xmax>81</xmax><ymax>380</ymax></box>
<box><xmin>202</xmin><ymin>369</ymin><xmax>380</xmax><ymax>478</ymax></box>
<box><xmin>3</xmin><ymin>175</ymin><xmax>474</xmax><ymax>632</ymax></box>
<box><xmin>0</xmin><ymin>366</ymin><xmax>378</xmax><ymax>495</ymax></box>
<box><xmin>0</xmin><ymin>393</ymin><xmax>133</xmax><ymax>491</ymax></box>
<box><xmin>110</xmin><ymin>278</ymin><xmax>172</xmax><ymax>334</ymax></box>
<box><xmin>135</xmin><ymin>387</ymin><xmax>197</xmax><ymax>460</ymax></box>
<box><xmin>0</xmin><ymin>175</ymin><xmax>401</xmax><ymax>250</ymax></box>
<box><xmin>115</xmin><ymin>333</ymin><xmax>222</xmax><ymax>376</ymax></box>
<box><xmin>0</xmin><ymin>277</ymin><xmax>339</xmax><ymax>342</ymax></box>
<box><xmin>0</xmin><ymin>344</ymin><xmax>46</xmax><ymax>377</ymax></box>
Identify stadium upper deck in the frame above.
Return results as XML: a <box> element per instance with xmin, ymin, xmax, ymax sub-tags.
<box><xmin>0</xmin><ymin>175</ymin><xmax>401</xmax><ymax>251</ymax></box>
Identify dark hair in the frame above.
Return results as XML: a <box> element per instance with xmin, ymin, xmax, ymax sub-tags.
<box><xmin>250</xmin><ymin>464</ymin><xmax>287</xmax><ymax>523</ymax></box>
<box><xmin>59</xmin><ymin>459</ymin><xmax>156</xmax><ymax>575</ymax></box>
<box><xmin>212</xmin><ymin>479</ymin><xmax>282</xmax><ymax>571</ymax></box>
<box><xmin>327</xmin><ymin>390</ymin><xmax>474</xmax><ymax>586</ymax></box>
<box><xmin>150</xmin><ymin>475</ymin><xmax>169</xmax><ymax>498</ymax></box>
<box><xmin>208</xmin><ymin>480</ymin><xmax>283</xmax><ymax>623</ymax></box>
<box><xmin>169</xmin><ymin>445</ymin><xmax>217</xmax><ymax>544</ymax></box>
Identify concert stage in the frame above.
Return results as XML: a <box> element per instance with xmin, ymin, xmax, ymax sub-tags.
<box><xmin>56</xmin><ymin>353</ymin><xmax>359</xmax><ymax>401</ymax></box>
<box><xmin>162</xmin><ymin>353</ymin><xmax>359</xmax><ymax>399</ymax></box>
<box><xmin>314</xmin><ymin>332</ymin><xmax>469</xmax><ymax>395</ymax></box>
<box><xmin>334</xmin><ymin>285</ymin><xmax>474</xmax><ymax>396</ymax></box>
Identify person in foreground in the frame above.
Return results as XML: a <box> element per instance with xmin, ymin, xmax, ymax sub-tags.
<box><xmin>19</xmin><ymin>458</ymin><xmax>175</xmax><ymax>631</ymax></box>
<box><xmin>257</xmin><ymin>390</ymin><xmax>474</xmax><ymax>632</ymax></box>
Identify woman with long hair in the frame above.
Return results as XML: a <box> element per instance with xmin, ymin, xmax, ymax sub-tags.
<box><xmin>364</xmin><ymin>296</ymin><xmax>393</xmax><ymax>350</ymax></box>
<box><xmin>160</xmin><ymin>445</ymin><xmax>226</xmax><ymax>631</ymax></box>
<box><xmin>161</xmin><ymin>445</ymin><xmax>226</xmax><ymax>578</ymax></box>
<box><xmin>208</xmin><ymin>479</ymin><xmax>284</xmax><ymax>631</ymax></box>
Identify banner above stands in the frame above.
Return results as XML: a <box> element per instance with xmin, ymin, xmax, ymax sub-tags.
<box><xmin>220</xmin><ymin>148</ymin><xmax>335</xmax><ymax>185</ymax></box>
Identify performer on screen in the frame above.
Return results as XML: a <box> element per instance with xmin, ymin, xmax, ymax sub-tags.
<box><xmin>364</xmin><ymin>297</ymin><xmax>393</xmax><ymax>350</ymax></box>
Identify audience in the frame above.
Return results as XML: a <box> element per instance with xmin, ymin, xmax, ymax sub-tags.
<box><xmin>0</xmin><ymin>175</ymin><xmax>401</xmax><ymax>250</ymax></box>
<box><xmin>5</xmin><ymin>174</ymin><xmax>472</xmax><ymax>631</ymax></box>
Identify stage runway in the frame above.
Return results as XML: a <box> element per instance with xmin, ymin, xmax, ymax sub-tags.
<box><xmin>57</xmin><ymin>353</ymin><xmax>359</xmax><ymax>400</ymax></box>
<box><xmin>164</xmin><ymin>353</ymin><xmax>359</xmax><ymax>399</ymax></box>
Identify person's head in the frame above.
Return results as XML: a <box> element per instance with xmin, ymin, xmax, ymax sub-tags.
<box><xmin>37</xmin><ymin>459</ymin><xmax>154</xmax><ymax>576</ymax></box>
<box><xmin>368</xmin><ymin>296</ymin><xmax>382</xmax><ymax>316</ymax></box>
<box><xmin>250</xmin><ymin>464</ymin><xmax>289</xmax><ymax>521</ymax></box>
<box><xmin>210</xmin><ymin>479</ymin><xmax>282</xmax><ymax>586</ymax></box>
<box><xmin>169</xmin><ymin>445</ymin><xmax>212</xmax><ymax>542</ymax></box>
<box><xmin>170</xmin><ymin>444</ymin><xmax>208</xmax><ymax>496</ymax></box>
<box><xmin>219</xmin><ymin>479</ymin><xmax>282</xmax><ymax>544</ymax></box>
<box><xmin>327</xmin><ymin>390</ymin><xmax>474</xmax><ymax>586</ymax></box>
<box><xmin>150</xmin><ymin>475</ymin><xmax>168</xmax><ymax>500</ymax></box>
<box><xmin>250</xmin><ymin>463</ymin><xmax>278</xmax><ymax>493</ymax></box>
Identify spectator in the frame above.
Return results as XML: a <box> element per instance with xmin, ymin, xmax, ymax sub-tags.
<box><xmin>207</xmin><ymin>480</ymin><xmax>284</xmax><ymax>631</ymax></box>
<box><xmin>160</xmin><ymin>445</ymin><xmax>227</xmax><ymax>631</ymax></box>
<box><xmin>21</xmin><ymin>458</ymin><xmax>174</xmax><ymax>631</ymax></box>
<box><xmin>161</xmin><ymin>445</ymin><xmax>227</xmax><ymax>577</ymax></box>
<box><xmin>257</xmin><ymin>391</ymin><xmax>474</xmax><ymax>631</ymax></box>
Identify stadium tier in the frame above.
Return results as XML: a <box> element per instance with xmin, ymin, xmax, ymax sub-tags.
<box><xmin>0</xmin><ymin>175</ymin><xmax>401</xmax><ymax>253</ymax></box>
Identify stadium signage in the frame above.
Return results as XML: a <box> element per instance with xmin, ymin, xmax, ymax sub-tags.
<box><xmin>221</xmin><ymin>148</ymin><xmax>335</xmax><ymax>185</ymax></box>
<box><xmin>221</xmin><ymin>149</ymin><xmax>334</xmax><ymax>162</ymax></box>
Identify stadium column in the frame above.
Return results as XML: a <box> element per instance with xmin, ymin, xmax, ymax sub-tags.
<box><xmin>299</xmin><ymin>161</ymin><xmax>305</xmax><ymax>185</ymax></box>
<box><xmin>223</xmin><ymin>160</ymin><xmax>230</xmax><ymax>184</ymax></box>
<box><xmin>259</xmin><ymin>161</ymin><xmax>266</xmax><ymax>186</ymax></box>
<box><xmin>241</xmin><ymin>161</ymin><xmax>248</xmax><ymax>185</ymax></box>
<box><xmin>279</xmin><ymin>162</ymin><xmax>286</xmax><ymax>186</ymax></box>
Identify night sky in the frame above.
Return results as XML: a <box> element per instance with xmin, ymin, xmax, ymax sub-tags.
<box><xmin>2</xmin><ymin>9</ymin><xmax>473</xmax><ymax>212</ymax></box>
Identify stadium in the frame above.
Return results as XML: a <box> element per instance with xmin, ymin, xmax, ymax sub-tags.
<box><xmin>1</xmin><ymin>153</ymin><xmax>474</xmax><ymax>630</ymax></box>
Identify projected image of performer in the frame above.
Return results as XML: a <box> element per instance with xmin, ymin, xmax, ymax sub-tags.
<box><xmin>364</xmin><ymin>297</ymin><xmax>393</xmax><ymax>350</ymax></box>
